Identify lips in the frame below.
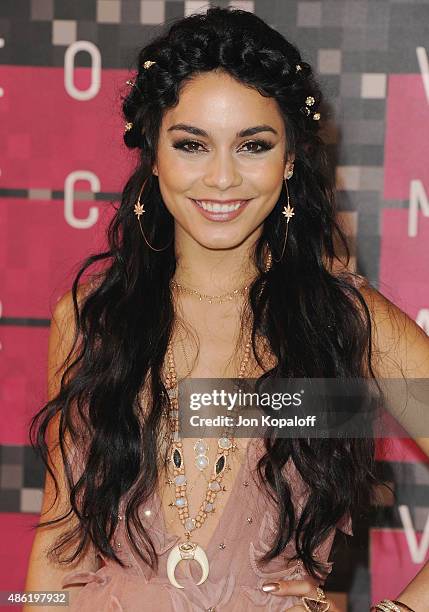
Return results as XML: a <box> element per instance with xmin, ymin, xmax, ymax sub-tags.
<box><xmin>190</xmin><ymin>198</ymin><xmax>250</xmax><ymax>222</ymax></box>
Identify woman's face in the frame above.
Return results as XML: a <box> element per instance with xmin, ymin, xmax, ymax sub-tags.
<box><xmin>152</xmin><ymin>70</ymin><xmax>294</xmax><ymax>251</ymax></box>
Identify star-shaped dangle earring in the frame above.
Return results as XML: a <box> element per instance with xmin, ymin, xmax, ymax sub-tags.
<box><xmin>282</xmin><ymin>202</ymin><xmax>295</xmax><ymax>220</ymax></box>
<box><xmin>134</xmin><ymin>198</ymin><xmax>145</xmax><ymax>219</ymax></box>
<box><xmin>133</xmin><ymin>186</ymin><xmax>147</xmax><ymax>239</ymax></box>
<box><xmin>132</xmin><ymin>179</ymin><xmax>172</xmax><ymax>252</ymax></box>
<box><xmin>273</xmin><ymin>170</ymin><xmax>295</xmax><ymax>263</ymax></box>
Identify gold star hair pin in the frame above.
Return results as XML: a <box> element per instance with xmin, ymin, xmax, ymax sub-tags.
<box><xmin>300</xmin><ymin>93</ymin><xmax>321</xmax><ymax>121</ymax></box>
<box><xmin>124</xmin><ymin>79</ymin><xmax>135</xmax><ymax>133</ymax></box>
<box><xmin>295</xmin><ymin>64</ymin><xmax>321</xmax><ymax>121</ymax></box>
<box><xmin>124</xmin><ymin>61</ymin><xmax>156</xmax><ymax>134</ymax></box>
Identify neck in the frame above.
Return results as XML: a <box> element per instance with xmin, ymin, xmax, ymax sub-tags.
<box><xmin>173</xmin><ymin>228</ymin><xmax>262</xmax><ymax>295</ymax></box>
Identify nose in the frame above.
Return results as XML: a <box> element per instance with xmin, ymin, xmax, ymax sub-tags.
<box><xmin>202</xmin><ymin>149</ymin><xmax>243</xmax><ymax>191</ymax></box>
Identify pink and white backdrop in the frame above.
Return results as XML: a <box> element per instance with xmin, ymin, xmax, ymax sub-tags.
<box><xmin>0</xmin><ymin>1</ymin><xmax>428</xmax><ymax>610</ymax></box>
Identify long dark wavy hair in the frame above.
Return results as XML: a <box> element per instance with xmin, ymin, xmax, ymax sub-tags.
<box><xmin>30</xmin><ymin>6</ymin><xmax>385</xmax><ymax>580</ymax></box>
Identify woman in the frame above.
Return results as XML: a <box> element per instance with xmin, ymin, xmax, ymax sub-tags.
<box><xmin>24</xmin><ymin>7</ymin><xmax>429</xmax><ymax>612</ymax></box>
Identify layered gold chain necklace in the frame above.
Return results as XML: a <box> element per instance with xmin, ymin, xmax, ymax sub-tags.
<box><xmin>163</xmin><ymin>254</ymin><xmax>272</xmax><ymax>588</ymax></box>
<box><xmin>163</xmin><ymin>324</ymin><xmax>252</xmax><ymax>589</ymax></box>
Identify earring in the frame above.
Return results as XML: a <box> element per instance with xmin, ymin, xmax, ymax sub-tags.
<box><xmin>134</xmin><ymin>177</ymin><xmax>173</xmax><ymax>252</ymax></box>
<box><xmin>272</xmin><ymin>174</ymin><xmax>295</xmax><ymax>263</ymax></box>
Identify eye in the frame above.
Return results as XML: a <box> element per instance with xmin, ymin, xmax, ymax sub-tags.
<box><xmin>172</xmin><ymin>139</ymin><xmax>274</xmax><ymax>154</ymax></box>
<box><xmin>172</xmin><ymin>140</ymin><xmax>206</xmax><ymax>154</ymax></box>
<box><xmin>241</xmin><ymin>139</ymin><xmax>274</xmax><ymax>153</ymax></box>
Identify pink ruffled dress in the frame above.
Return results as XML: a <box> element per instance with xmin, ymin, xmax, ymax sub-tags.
<box><xmin>61</xmin><ymin>437</ymin><xmax>353</xmax><ymax>611</ymax></box>
<box><xmin>61</xmin><ymin>272</ymin><xmax>365</xmax><ymax>610</ymax></box>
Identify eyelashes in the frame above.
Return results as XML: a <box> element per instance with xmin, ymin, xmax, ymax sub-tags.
<box><xmin>171</xmin><ymin>138</ymin><xmax>275</xmax><ymax>155</ymax></box>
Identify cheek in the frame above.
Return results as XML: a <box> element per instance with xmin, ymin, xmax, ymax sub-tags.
<box><xmin>253</xmin><ymin>163</ymin><xmax>285</xmax><ymax>191</ymax></box>
<box><xmin>157</xmin><ymin>153</ymin><xmax>199</xmax><ymax>192</ymax></box>
<box><xmin>156</xmin><ymin>175</ymin><xmax>192</xmax><ymax>225</ymax></box>
<box><xmin>155</xmin><ymin>160</ymin><xmax>188</xmax><ymax>200</ymax></box>
<box><xmin>254</xmin><ymin>167</ymin><xmax>285</xmax><ymax>209</ymax></box>
<box><xmin>258</xmin><ymin>178</ymin><xmax>288</xmax><ymax>214</ymax></box>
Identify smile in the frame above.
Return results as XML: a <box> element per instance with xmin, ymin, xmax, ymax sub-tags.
<box><xmin>190</xmin><ymin>199</ymin><xmax>251</xmax><ymax>222</ymax></box>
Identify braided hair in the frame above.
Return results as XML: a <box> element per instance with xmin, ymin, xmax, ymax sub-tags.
<box><xmin>30</xmin><ymin>6</ymin><xmax>383</xmax><ymax>581</ymax></box>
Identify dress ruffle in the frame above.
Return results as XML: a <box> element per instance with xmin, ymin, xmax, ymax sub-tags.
<box><xmin>61</xmin><ymin>439</ymin><xmax>349</xmax><ymax>610</ymax></box>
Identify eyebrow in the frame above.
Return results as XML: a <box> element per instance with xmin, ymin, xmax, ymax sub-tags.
<box><xmin>167</xmin><ymin>123</ymin><xmax>279</xmax><ymax>138</ymax></box>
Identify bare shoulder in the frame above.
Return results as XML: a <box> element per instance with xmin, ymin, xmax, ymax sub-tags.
<box><xmin>50</xmin><ymin>281</ymin><xmax>94</xmax><ymax>339</ymax></box>
<box><xmin>47</xmin><ymin>281</ymin><xmax>93</xmax><ymax>399</ymax></box>
<box><xmin>52</xmin><ymin>280</ymin><xmax>94</xmax><ymax>324</ymax></box>
<box><xmin>354</xmin><ymin>281</ymin><xmax>429</xmax><ymax>459</ymax></box>
<box><xmin>355</xmin><ymin>282</ymin><xmax>429</xmax><ymax>379</ymax></box>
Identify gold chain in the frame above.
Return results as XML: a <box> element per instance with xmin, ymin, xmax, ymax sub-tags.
<box><xmin>164</xmin><ymin>331</ymin><xmax>252</xmax><ymax>538</ymax></box>
<box><xmin>170</xmin><ymin>279</ymin><xmax>250</xmax><ymax>304</ymax></box>
<box><xmin>170</xmin><ymin>247</ymin><xmax>273</xmax><ymax>305</ymax></box>
<box><xmin>178</xmin><ymin>328</ymin><xmax>193</xmax><ymax>377</ymax></box>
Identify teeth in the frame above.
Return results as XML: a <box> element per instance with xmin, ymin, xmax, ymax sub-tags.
<box><xmin>196</xmin><ymin>200</ymin><xmax>243</xmax><ymax>212</ymax></box>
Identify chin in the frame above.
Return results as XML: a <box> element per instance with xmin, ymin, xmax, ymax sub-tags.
<box><xmin>191</xmin><ymin>228</ymin><xmax>252</xmax><ymax>251</ymax></box>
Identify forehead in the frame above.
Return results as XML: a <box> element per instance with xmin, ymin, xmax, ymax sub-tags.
<box><xmin>162</xmin><ymin>70</ymin><xmax>284</xmax><ymax>135</ymax></box>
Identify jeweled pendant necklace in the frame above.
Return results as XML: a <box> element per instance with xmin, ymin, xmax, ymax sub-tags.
<box><xmin>163</xmin><ymin>333</ymin><xmax>252</xmax><ymax>589</ymax></box>
<box><xmin>177</xmin><ymin>330</ymin><xmax>212</xmax><ymax>474</ymax></box>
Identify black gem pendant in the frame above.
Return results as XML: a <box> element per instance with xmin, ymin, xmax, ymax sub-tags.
<box><xmin>173</xmin><ymin>448</ymin><xmax>182</xmax><ymax>469</ymax></box>
<box><xmin>215</xmin><ymin>454</ymin><xmax>225</xmax><ymax>475</ymax></box>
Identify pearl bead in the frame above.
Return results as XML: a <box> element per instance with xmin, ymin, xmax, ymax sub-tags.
<box><xmin>195</xmin><ymin>455</ymin><xmax>209</xmax><ymax>470</ymax></box>
<box><xmin>218</xmin><ymin>437</ymin><xmax>232</xmax><ymax>450</ymax></box>
<box><xmin>185</xmin><ymin>518</ymin><xmax>196</xmax><ymax>531</ymax></box>
<box><xmin>194</xmin><ymin>440</ymin><xmax>208</xmax><ymax>454</ymax></box>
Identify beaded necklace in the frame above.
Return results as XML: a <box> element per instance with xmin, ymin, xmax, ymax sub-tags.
<box><xmin>163</xmin><ymin>250</ymin><xmax>272</xmax><ymax>588</ymax></box>
<box><xmin>163</xmin><ymin>331</ymin><xmax>252</xmax><ymax>588</ymax></box>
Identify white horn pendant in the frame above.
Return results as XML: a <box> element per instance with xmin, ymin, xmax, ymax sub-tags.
<box><xmin>167</xmin><ymin>542</ymin><xmax>209</xmax><ymax>588</ymax></box>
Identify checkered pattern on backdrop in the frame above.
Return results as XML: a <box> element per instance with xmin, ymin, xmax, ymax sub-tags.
<box><xmin>0</xmin><ymin>2</ymin><xmax>428</xmax><ymax>610</ymax></box>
